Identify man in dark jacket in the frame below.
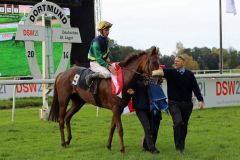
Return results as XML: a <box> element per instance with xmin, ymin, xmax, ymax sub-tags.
<box><xmin>152</xmin><ymin>55</ymin><xmax>204</xmax><ymax>153</ymax></box>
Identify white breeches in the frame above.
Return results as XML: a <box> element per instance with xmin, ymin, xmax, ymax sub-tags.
<box><xmin>90</xmin><ymin>61</ymin><xmax>111</xmax><ymax>78</ymax></box>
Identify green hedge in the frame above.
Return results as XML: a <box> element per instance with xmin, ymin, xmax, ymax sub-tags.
<box><xmin>0</xmin><ymin>97</ymin><xmax>53</xmax><ymax>109</ymax></box>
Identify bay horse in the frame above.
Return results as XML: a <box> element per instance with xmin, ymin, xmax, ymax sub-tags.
<box><xmin>48</xmin><ymin>47</ymin><xmax>160</xmax><ymax>153</ymax></box>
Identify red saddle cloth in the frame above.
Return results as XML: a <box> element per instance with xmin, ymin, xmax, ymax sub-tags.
<box><xmin>111</xmin><ymin>63</ymin><xmax>123</xmax><ymax>97</ymax></box>
<box><xmin>110</xmin><ymin>63</ymin><xmax>134</xmax><ymax>114</ymax></box>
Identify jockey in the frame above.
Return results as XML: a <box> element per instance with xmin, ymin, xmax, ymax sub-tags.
<box><xmin>86</xmin><ymin>20</ymin><xmax>117</xmax><ymax>85</ymax></box>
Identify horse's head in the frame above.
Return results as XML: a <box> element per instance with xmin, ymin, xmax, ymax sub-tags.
<box><xmin>140</xmin><ymin>47</ymin><xmax>160</xmax><ymax>76</ymax></box>
<box><xmin>119</xmin><ymin>47</ymin><xmax>160</xmax><ymax>85</ymax></box>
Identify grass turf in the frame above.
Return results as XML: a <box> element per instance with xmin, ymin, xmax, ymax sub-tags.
<box><xmin>0</xmin><ymin>105</ymin><xmax>240</xmax><ymax>160</ymax></box>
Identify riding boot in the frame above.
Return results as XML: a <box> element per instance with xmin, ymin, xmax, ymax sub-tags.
<box><xmin>86</xmin><ymin>72</ymin><xmax>100</xmax><ymax>86</ymax></box>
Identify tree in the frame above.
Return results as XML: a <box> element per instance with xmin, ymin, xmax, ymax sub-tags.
<box><xmin>160</xmin><ymin>55</ymin><xmax>175</xmax><ymax>68</ymax></box>
<box><xmin>173</xmin><ymin>42</ymin><xmax>185</xmax><ymax>55</ymax></box>
<box><xmin>174</xmin><ymin>42</ymin><xmax>199</xmax><ymax>70</ymax></box>
<box><xmin>181</xmin><ymin>54</ymin><xmax>199</xmax><ymax>70</ymax></box>
<box><xmin>108</xmin><ymin>40</ymin><xmax>240</xmax><ymax>70</ymax></box>
<box><xmin>109</xmin><ymin>39</ymin><xmax>141</xmax><ymax>62</ymax></box>
<box><xmin>228</xmin><ymin>47</ymin><xmax>239</xmax><ymax>69</ymax></box>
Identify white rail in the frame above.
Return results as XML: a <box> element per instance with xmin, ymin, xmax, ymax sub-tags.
<box><xmin>195</xmin><ymin>74</ymin><xmax>240</xmax><ymax>78</ymax></box>
<box><xmin>0</xmin><ymin>79</ymin><xmax>55</xmax><ymax>85</ymax></box>
<box><xmin>192</xmin><ymin>69</ymin><xmax>240</xmax><ymax>74</ymax></box>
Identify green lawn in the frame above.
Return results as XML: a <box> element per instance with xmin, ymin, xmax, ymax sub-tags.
<box><xmin>0</xmin><ymin>27</ymin><xmax>17</xmax><ymax>33</ymax></box>
<box><xmin>223</xmin><ymin>69</ymin><xmax>240</xmax><ymax>74</ymax></box>
<box><xmin>0</xmin><ymin>15</ymin><xmax>21</xmax><ymax>23</ymax></box>
<box><xmin>0</xmin><ymin>40</ymin><xmax>64</xmax><ymax>76</ymax></box>
<box><xmin>0</xmin><ymin>97</ymin><xmax>52</xmax><ymax>110</ymax></box>
<box><xmin>0</xmin><ymin>106</ymin><xmax>240</xmax><ymax>160</ymax></box>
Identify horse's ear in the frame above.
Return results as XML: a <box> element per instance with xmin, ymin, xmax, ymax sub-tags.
<box><xmin>156</xmin><ymin>47</ymin><xmax>160</xmax><ymax>54</ymax></box>
<box><xmin>151</xmin><ymin>46</ymin><xmax>158</xmax><ymax>56</ymax></box>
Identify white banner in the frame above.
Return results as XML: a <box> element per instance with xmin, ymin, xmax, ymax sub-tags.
<box><xmin>194</xmin><ymin>78</ymin><xmax>240</xmax><ymax>107</ymax></box>
<box><xmin>0</xmin><ymin>84</ymin><xmax>51</xmax><ymax>99</ymax></box>
<box><xmin>0</xmin><ymin>32</ymin><xmax>14</xmax><ymax>41</ymax></box>
<box><xmin>0</xmin><ymin>7</ymin><xmax>4</xmax><ymax>13</ymax></box>
<box><xmin>6</xmin><ymin>7</ymin><xmax>12</xmax><ymax>13</ymax></box>
<box><xmin>1</xmin><ymin>78</ymin><xmax>240</xmax><ymax>108</ymax></box>
<box><xmin>52</xmin><ymin>28</ymin><xmax>81</xmax><ymax>43</ymax></box>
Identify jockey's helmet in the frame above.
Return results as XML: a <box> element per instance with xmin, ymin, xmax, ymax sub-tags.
<box><xmin>97</xmin><ymin>21</ymin><xmax>112</xmax><ymax>31</ymax></box>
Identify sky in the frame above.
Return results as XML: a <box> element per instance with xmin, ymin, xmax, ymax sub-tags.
<box><xmin>101</xmin><ymin>0</ymin><xmax>240</xmax><ymax>55</ymax></box>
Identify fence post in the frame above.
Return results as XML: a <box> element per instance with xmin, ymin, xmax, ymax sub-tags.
<box><xmin>12</xmin><ymin>84</ymin><xmax>16</xmax><ymax>124</ymax></box>
<box><xmin>11</xmin><ymin>77</ymin><xmax>19</xmax><ymax>124</ymax></box>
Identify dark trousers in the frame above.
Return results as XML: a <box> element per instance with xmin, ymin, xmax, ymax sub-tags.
<box><xmin>135</xmin><ymin>109</ymin><xmax>155</xmax><ymax>151</ymax></box>
<box><xmin>168</xmin><ymin>101</ymin><xmax>193</xmax><ymax>151</ymax></box>
<box><xmin>150</xmin><ymin>109</ymin><xmax>161</xmax><ymax>146</ymax></box>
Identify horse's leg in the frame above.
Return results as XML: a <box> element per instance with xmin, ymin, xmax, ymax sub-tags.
<box><xmin>59</xmin><ymin>99</ymin><xmax>69</xmax><ymax>147</ymax></box>
<box><xmin>106</xmin><ymin>116</ymin><xmax>116</xmax><ymax>150</ymax></box>
<box><xmin>65</xmin><ymin>95</ymin><xmax>85</xmax><ymax>145</ymax></box>
<box><xmin>112</xmin><ymin>109</ymin><xmax>125</xmax><ymax>153</ymax></box>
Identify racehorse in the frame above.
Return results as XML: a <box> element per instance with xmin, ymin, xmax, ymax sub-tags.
<box><xmin>48</xmin><ymin>47</ymin><xmax>160</xmax><ymax>153</ymax></box>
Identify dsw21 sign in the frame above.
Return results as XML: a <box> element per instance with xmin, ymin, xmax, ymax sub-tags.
<box><xmin>216</xmin><ymin>80</ymin><xmax>240</xmax><ymax>96</ymax></box>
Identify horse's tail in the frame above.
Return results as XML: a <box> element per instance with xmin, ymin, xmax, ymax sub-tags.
<box><xmin>48</xmin><ymin>75</ymin><xmax>60</xmax><ymax>122</ymax></box>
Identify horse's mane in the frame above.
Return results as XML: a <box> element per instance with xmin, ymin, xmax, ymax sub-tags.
<box><xmin>119</xmin><ymin>52</ymin><xmax>147</xmax><ymax>67</ymax></box>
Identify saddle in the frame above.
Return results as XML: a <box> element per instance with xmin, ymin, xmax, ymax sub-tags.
<box><xmin>72</xmin><ymin>67</ymin><xmax>101</xmax><ymax>95</ymax></box>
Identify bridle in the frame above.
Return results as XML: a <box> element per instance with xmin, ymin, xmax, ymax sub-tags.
<box><xmin>120</xmin><ymin>61</ymin><xmax>156</xmax><ymax>81</ymax></box>
<box><xmin>119</xmin><ymin>52</ymin><xmax>160</xmax><ymax>81</ymax></box>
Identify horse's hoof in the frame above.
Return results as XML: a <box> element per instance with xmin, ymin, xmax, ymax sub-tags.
<box><xmin>106</xmin><ymin>145</ymin><xmax>111</xmax><ymax>150</ymax></box>
<box><xmin>61</xmin><ymin>143</ymin><xmax>67</xmax><ymax>148</ymax></box>
<box><xmin>120</xmin><ymin>148</ymin><xmax>125</xmax><ymax>153</ymax></box>
<box><xmin>66</xmin><ymin>141</ymin><xmax>71</xmax><ymax>146</ymax></box>
<box><xmin>67</xmin><ymin>137</ymin><xmax>72</xmax><ymax>145</ymax></box>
